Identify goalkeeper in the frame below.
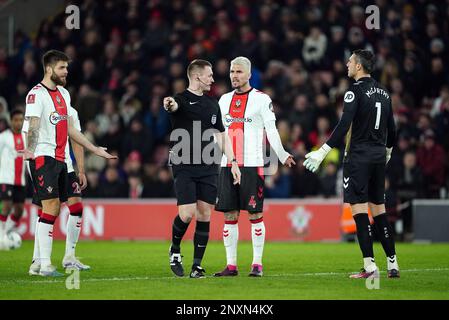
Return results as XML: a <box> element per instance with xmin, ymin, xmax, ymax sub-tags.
<box><xmin>303</xmin><ymin>50</ymin><xmax>400</xmax><ymax>279</ymax></box>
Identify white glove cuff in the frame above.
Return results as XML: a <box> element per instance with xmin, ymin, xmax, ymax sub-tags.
<box><xmin>320</xmin><ymin>143</ymin><xmax>332</xmax><ymax>156</ymax></box>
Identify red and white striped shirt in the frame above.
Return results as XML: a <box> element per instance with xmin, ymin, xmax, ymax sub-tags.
<box><xmin>24</xmin><ymin>83</ymin><xmax>74</xmax><ymax>162</ymax></box>
<box><xmin>219</xmin><ymin>88</ymin><xmax>289</xmax><ymax>167</ymax></box>
<box><xmin>0</xmin><ymin>129</ymin><xmax>26</xmax><ymax>186</ymax></box>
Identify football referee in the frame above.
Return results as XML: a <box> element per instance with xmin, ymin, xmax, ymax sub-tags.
<box><xmin>163</xmin><ymin>59</ymin><xmax>241</xmax><ymax>278</ymax></box>
<box><xmin>303</xmin><ymin>50</ymin><xmax>400</xmax><ymax>279</ymax></box>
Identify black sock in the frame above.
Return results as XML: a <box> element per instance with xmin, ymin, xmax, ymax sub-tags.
<box><xmin>193</xmin><ymin>221</ymin><xmax>210</xmax><ymax>268</ymax></box>
<box><xmin>353</xmin><ymin>213</ymin><xmax>374</xmax><ymax>258</ymax></box>
<box><xmin>171</xmin><ymin>215</ymin><xmax>190</xmax><ymax>253</ymax></box>
<box><xmin>373</xmin><ymin>213</ymin><xmax>396</xmax><ymax>257</ymax></box>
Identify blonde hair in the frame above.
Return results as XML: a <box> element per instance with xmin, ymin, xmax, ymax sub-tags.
<box><xmin>230</xmin><ymin>56</ymin><xmax>251</xmax><ymax>73</ymax></box>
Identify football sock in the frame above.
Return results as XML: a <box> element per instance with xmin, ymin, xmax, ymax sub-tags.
<box><xmin>38</xmin><ymin>213</ymin><xmax>57</xmax><ymax>268</ymax></box>
<box><xmin>353</xmin><ymin>213</ymin><xmax>374</xmax><ymax>258</ymax></box>
<box><xmin>0</xmin><ymin>214</ymin><xmax>7</xmax><ymax>240</ymax></box>
<box><xmin>65</xmin><ymin>203</ymin><xmax>83</xmax><ymax>257</ymax></box>
<box><xmin>171</xmin><ymin>215</ymin><xmax>190</xmax><ymax>253</ymax></box>
<box><xmin>373</xmin><ymin>213</ymin><xmax>396</xmax><ymax>257</ymax></box>
<box><xmin>193</xmin><ymin>221</ymin><xmax>210</xmax><ymax>268</ymax></box>
<box><xmin>223</xmin><ymin>220</ymin><xmax>238</xmax><ymax>267</ymax></box>
<box><xmin>32</xmin><ymin>208</ymin><xmax>42</xmax><ymax>262</ymax></box>
<box><xmin>251</xmin><ymin>217</ymin><xmax>265</xmax><ymax>266</ymax></box>
<box><xmin>10</xmin><ymin>214</ymin><xmax>21</xmax><ymax>229</ymax></box>
<box><xmin>373</xmin><ymin>213</ymin><xmax>399</xmax><ymax>270</ymax></box>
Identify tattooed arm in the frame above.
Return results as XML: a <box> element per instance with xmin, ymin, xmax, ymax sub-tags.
<box><xmin>24</xmin><ymin>116</ymin><xmax>40</xmax><ymax>160</ymax></box>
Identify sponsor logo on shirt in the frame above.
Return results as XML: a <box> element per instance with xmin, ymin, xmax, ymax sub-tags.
<box><xmin>344</xmin><ymin>91</ymin><xmax>355</xmax><ymax>103</ymax></box>
<box><xmin>49</xmin><ymin>112</ymin><xmax>68</xmax><ymax>125</ymax></box>
<box><xmin>224</xmin><ymin>114</ymin><xmax>252</xmax><ymax>127</ymax></box>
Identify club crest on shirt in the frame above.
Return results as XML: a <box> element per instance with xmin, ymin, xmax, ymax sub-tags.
<box><xmin>47</xmin><ymin>186</ymin><xmax>53</xmax><ymax>194</ymax></box>
<box><xmin>211</xmin><ymin>114</ymin><xmax>217</xmax><ymax>125</ymax></box>
<box><xmin>235</xmin><ymin>100</ymin><xmax>241</xmax><ymax>108</ymax></box>
<box><xmin>49</xmin><ymin>111</ymin><xmax>68</xmax><ymax>125</ymax></box>
<box><xmin>56</xmin><ymin>95</ymin><xmax>62</xmax><ymax>105</ymax></box>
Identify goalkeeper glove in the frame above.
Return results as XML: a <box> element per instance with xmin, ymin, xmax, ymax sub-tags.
<box><xmin>303</xmin><ymin>144</ymin><xmax>331</xmax><ymax>173</ymax></box>
<box><xmin>386</xmin><ymin>147</ymin><xmax>393</xmax><ymax>164</ymax></box>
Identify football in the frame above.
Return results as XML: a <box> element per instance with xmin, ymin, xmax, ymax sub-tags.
<box><xmin>7</xmin><ymin>232</ymin><xmax>22</xmax><ymax>250</ymax></box>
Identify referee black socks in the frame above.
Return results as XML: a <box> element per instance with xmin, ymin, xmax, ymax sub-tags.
<box><xmin>193</xmin><ymin>221</ymin><xmax>210</xmax><ymax>268</ymax></box>
<box><xmin>353</xmin><ymin>213</ymin><xmax>374</xmax><ymax>258</ymax></box>
<box><xmin>373</xmin><ymin>213</ymin><xmax>396</xmax><ymax>257</ymax></box>
<box><xmin>171</xmin><ymin>215</ymin><xmax>190</xmax><ymax>253</ymax></box>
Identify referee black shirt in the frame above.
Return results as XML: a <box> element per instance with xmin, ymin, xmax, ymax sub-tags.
<box><xmin>327</xmin><ymin>77</ymin><xmax>396</xmax><ymax>163</ymax></box>
<box><xmin>169</xmin><ymin>90</ymin><xmax>225</xmax><ymax>175</ymax></box>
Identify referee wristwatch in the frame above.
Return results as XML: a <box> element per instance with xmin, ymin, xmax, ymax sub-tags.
<box><xmin>231</xmin><ymin>158</ymin><xmax>238</xmax><ymax>165</ymax></box>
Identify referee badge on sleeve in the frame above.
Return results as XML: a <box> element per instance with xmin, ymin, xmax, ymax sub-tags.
<box><xmin>211</xmin><ymin>114</ymin><xmax>217</xmax><ymax>125</ymax></box>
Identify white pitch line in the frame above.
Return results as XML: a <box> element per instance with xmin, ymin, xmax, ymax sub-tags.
<box><xmin>1</xmin><ymin>268</ymin><xmax>449</xmax><ymax>285</ymax></box>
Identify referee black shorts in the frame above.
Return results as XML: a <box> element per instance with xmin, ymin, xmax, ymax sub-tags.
<box><xmin>173</xmin><ymin>169</ymin><xmax>218</xmax><ymax>206</ymax></box>
<box><xmin>343</xmin><ymin>161</ymin><xmax>385</xmax><ymax>205</ymax></box>
<box><xmin>215</xmin><ymin>166</ymin><xmax>265</xmax><ymax>214</ymax></box>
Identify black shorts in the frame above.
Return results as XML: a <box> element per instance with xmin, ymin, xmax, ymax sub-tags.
<box><xmin>0</xmin><ymin>184</ymin><xmax>26</xmax><ymax>203</ymax></box>
<box><xmin>343</xmin><ymin>161</ymin><xmax>385</xmax><ymax>205</ymax></box>
<box><xmin>173</xmin><ymin>169</ymin><xmax>218</xmax><ymax>206</ymax></box>
<box><xmin>215</xmin><ymin>167</ymin><xmax>265</xmax><ymax>213</ymax></box>
<box><xmin>29</xmin><ymin>156</ymin><xmax>68</xmax><ymax>206</ymax></box>
<box><xmin>67</xmin><ymin>171</ymin><xmax>82</xmax><ymax>198</ymax></box>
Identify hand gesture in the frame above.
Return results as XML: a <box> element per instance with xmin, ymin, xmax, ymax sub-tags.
<box><xmin>231</xmin><ymin>163</ymin><xmax>241</xmax><ymax>185</ymax></box>
<box><xmin>284</xmin><ymin>155</ymin><xmax>296</xmax><ymax>167</ymax></box>
<box><xmin>163</xmin><ymin>96</ymin><xmax>178</xmax><ymax>112</ymax></box>
<box><xmin>94</xmin><ymin>147</ymin><xmax>118</xmax><ymax>160</ymax></box>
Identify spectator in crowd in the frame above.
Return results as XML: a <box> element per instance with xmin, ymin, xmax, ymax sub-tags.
<box><xmin>390</xmin><ymin>150</ymin><xmax>424</xmax><ymax>238</ymax></box>
<box><xmin>416</xmin><ymin>130</ymin><xmax>446</xmax><ymax>198</ymax></box>
<box><xmin>99</xmin><ymin>166</ymin><xmax>128</xmax><ymax>198</ymax></box>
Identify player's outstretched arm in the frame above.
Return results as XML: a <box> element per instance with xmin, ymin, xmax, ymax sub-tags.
<box><xmin>71</xmin><ymin>139</ymin><xmax>87</xmax><ymax>190</ymax></box>
<box><xmin>215</xmin><ymin>131</ymin><xmax>241</xmax><ymax>185</ymax></box>
<box><xmin>163</xmin><ymin>96</ymin><xmax>179</xmax><ymax>113</ymax></box>
<box><xmin>264</xmin><ymin>120</ymin><xmax>295</xmax><ymax>167</ymax></box>
<box><xmin>68</xmin><ymin>118</ymin><xmax>117</xmax><ymax>160</ymax></box>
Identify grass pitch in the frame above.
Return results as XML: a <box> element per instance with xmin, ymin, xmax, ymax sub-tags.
<box><xmin>1</xmin><ymin>241</ymin><xmax>448</xmax><ymax>300</ymax></box>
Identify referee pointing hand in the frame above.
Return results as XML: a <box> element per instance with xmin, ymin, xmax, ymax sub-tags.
<box><xmin>164</xmin><ymin>59</ymin><xmax>240</xmax><ymax>279</ymax></box>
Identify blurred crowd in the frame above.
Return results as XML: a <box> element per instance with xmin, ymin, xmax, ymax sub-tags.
<box><xmin>0</xmin><ymin>0</ymin><xmax>448</xmax><ymax>233</ymax></box>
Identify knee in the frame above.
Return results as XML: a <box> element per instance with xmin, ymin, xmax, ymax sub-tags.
<box><xmin>42</xmin><ymin>198</ymin><xmax>60</xmax><ymax>215</ymax></box>
<box><xmin>178</xmin><ymin>210</ymin><xmax>195</xmax><ymax>223</ymax></box>
<box><xmin>1</xmin><ymin>201</ymin><xmax>12</xmax><ymax>214</ymax></box>
<box><xmin>224</xmin><ymin>211</ymin><xmax>239</xmax><ymax>222</ymax></box>
<box><xmin>196</xmin><ymin>209</ymin><xmax>211</xmax><ymax>222</ymax></box>
<box><xmin>13</xmin><ymin>205</ymin><xmax>24</xmax><ymax>217</ymax></box>
<box><xmin>249</xmin><ymin>212</ymin><xmax>263</xmax><ymax>221</ymax></box>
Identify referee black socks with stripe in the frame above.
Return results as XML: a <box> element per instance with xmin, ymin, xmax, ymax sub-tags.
<box><xmin>193</xmin><ymin>221</ymin><xmax>210</xmax><ymax>268</ymax></box>
<box><xmin>171</xmin><ymin>215</ymin><xmax>190</xmax><ymax>254</ymax></box>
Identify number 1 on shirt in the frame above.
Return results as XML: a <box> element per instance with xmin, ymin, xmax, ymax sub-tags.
<box><xmin>375</xmin><ymin>102</ymin><xmax>381</xmax><ymax>130</ymax></box>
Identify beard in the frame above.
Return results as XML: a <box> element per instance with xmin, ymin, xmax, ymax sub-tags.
<box><xmin>51</xmin><ymin>72</ymin><xmax>66</xmax><ymax>86</ymax></box>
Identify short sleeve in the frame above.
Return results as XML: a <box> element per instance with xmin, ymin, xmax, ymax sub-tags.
<box><xmin>25</xmin><ymin>90</ymin><xmax>44</xmax><ymax>118</ymax></box>
<box><xmin>21</xmin><ymin>119</ymin><xmax>29</xmax><ymax>133</ymax></box>
<box><xmin>214</xmin><ymin>106</ymin><xmax>225</xmax><ymax>132</ymax></box>
<box><xmin>67</xmin><ymin>106</ymin><xmax>81</xmax><ymax>132</ymax></box>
